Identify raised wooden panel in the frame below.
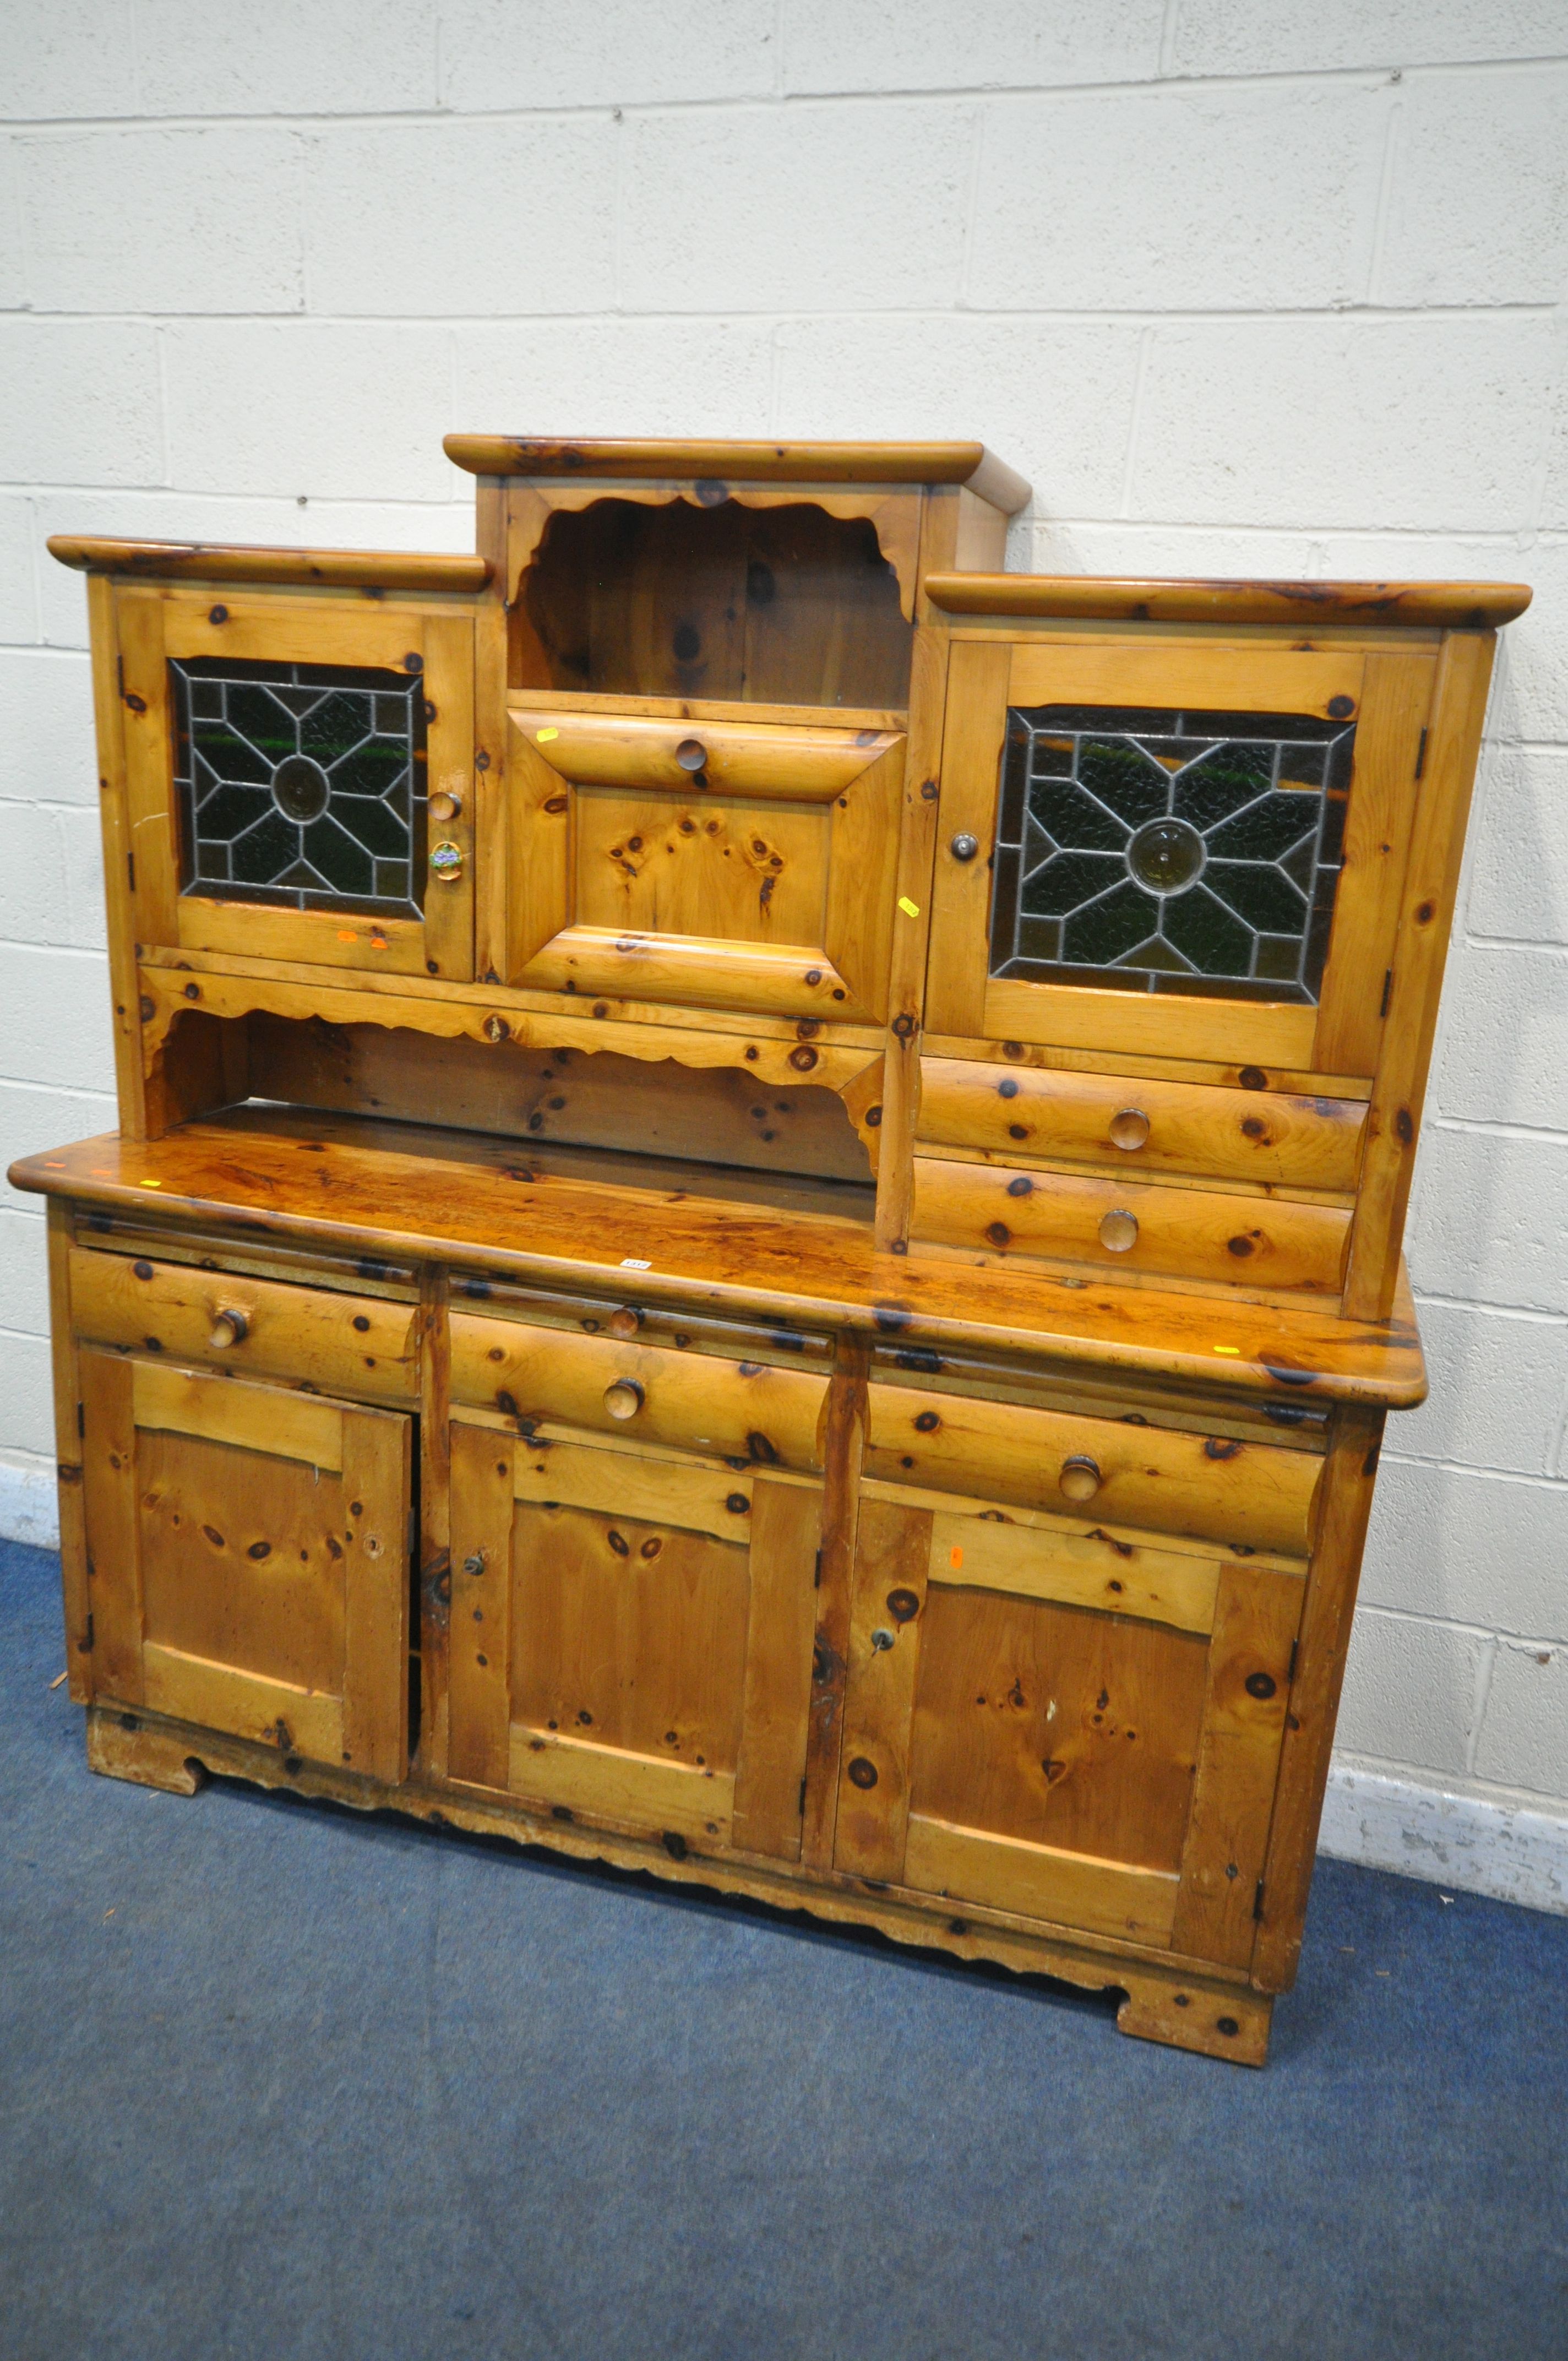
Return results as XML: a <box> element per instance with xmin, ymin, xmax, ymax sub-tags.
<box><xmin>910</xmin><ymin>1585</ymin><xmax>1208</xmax><ymax>1873</ymax></box>
<box><xmin>79</xmin><ymin>1350</ymin><xmax>410</xmax><ymax>1777</ymax></box>
<box><xmin>505</xmin><ymin>704</ymin><xmax>905</xmax><ymax>1021</ymax></box>
<box><xmin>929</xmin><ymin>1513</ymin><xmax>1219</xmax><ymax>1635</ymax></box>
<box><xmin>901</xmin><ymin>1814</ymin><xmax>1179</xmax><ymax>1947</ymax></box>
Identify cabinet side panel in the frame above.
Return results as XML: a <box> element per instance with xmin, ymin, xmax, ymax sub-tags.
<box><xmin>731</xmin><ymin>1476</ymin><xmax>823</xmax><ymax>1862</ymax></box>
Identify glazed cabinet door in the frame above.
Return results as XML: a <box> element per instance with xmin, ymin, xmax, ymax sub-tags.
<box><xmin>834</xmin><ymin>1495</ymin><xmax>1304</xmax><ymax>1968</ymax></box>
<box><xmin>448</xmin><ymin>1418</ymin><xmax>821</xmax><ymax>1860</ymax></box>
<box><xmin>925</xmin><ymin>633</ymin><xmax>1436</xmax><ymax>1078</ymax></box>
<box><xmin>80</xmin><ymin>1350</ymin><xmax>411</xmax><ymax>1778</ymax></box>
<box><xmin>503</xmin><ymin>707</ymin><xmax>906</xmax><ymax>1022</ymax></box>
<box><xmin>113</xmin><ymin>585</ymin><xmax>477</xmax><ymax>982</ymax></box>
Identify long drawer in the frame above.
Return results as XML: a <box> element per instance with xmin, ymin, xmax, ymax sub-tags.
<box><xmin>864</xmin><ymin>1378</ymin><xmax>1319</xmax><ymax>1558</ymax></box>
<box><xmin>917</xmin><ymin>1058</ymin><xmax>1366</xmax><ymax>1194</ymax></box>
<box><xmin>912</xmin><ymin>1156</ymin><xmax>1351</xmax><ymax>1293</ymax></box>
<box><xmin>69</xmin><ymin>1248</ymin><xmax>418</xmax><ymax>1402</ymax></box>
<box><xmin>510</xmin><ymin>706</ymin><xmax>903</xmax><ymax>801</ymax></box>
<box><xmin>449</xmin><ymin>1313</ymin><xmax>829</xmax><ymax>1472</ymax></box>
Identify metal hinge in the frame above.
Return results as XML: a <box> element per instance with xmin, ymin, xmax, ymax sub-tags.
<box><xmin>127</xmin><ymin>851</ymin><xmax>135</xmax><ymax>893</ymax></box>
<box><xmin>80</xmin><ymin>1612</ymin><xmax>94</xmax><ymax>1654</ymax></box>
<box><xmin>1253</xmin><ymin>1878</ymin><xmax>1266</xmax><ymax>1923</ymax></box>
<box><xmin>1379</xmin><ymin>968</ymin><xmax>1393</xmax><ymax>1020</ymax></box>
<box><xmin>1288</xmin><ymin>1639</ymin><xmax>1299</xmax><ymax>1685</ymax></box>
<box><xmin>798</xmin><ymin>1776</ymin><xmax>808</xmax><ymax>1815</ymax></box>
<box><xmin>813</xmin><ymin>1548</ymin><xmax>823</xmax><ymax>1588</ymax></box>
<box><xmin>77</xmin><ymin>1400</ymin><xmax>85</xmax><ymax>1439</ymax></box>
<box><xmin>1414</xmin><ymin>726</ymin><xmax>1429</xmax><ymax>781</ymax></box>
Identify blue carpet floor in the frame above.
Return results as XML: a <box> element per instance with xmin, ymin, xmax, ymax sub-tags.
<box><xmin>1</xmin><ymin>1538</ymin><xmax>1565</xmax><ymax>2360</ymax></box>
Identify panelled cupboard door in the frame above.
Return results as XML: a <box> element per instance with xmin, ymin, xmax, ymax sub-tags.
<box><xmin>833</xmin><ymin>1497</ymin><xmax>1303</xmax><ymax>1967</ymax></box>
<box><xmin>503</xmin><ymin>706</ymin><xmax>906</xmax><ymax>1022</ymax></box>
<box><xmin>79</xmin><ymin>1350</ymin><xmax>411</xmax><ymax>1779</ymax></box>
<box><xmin>115</xmin><ymin>586</ymin><xmax>477</xmax><ymax>981</ymax></box>
<box><xmin>925</xmin><ymin>635</ymin><xmax>1436</xmax><ymax>1077</ymax></box>
<box><xmin>448</xmin><ymin>1417</ymin><xmax>821</xmax><ymax>1860</ymax></box>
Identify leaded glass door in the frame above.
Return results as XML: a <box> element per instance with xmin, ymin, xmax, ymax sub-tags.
<box><xmin>925</xmin><ymin>635</ymin><xmax>1437</xmax><ymax>1078</ymax></box>
<box><xmin>115</xmin><ymin>590</ymin><xmax>477</xmax><ymax>981</ymax></box>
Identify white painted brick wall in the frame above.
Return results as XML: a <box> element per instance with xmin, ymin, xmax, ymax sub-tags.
<box><xmin>3</xmin><ymin>0</ymin><xmax>1566</xmax><ymax>1857</ymax></box>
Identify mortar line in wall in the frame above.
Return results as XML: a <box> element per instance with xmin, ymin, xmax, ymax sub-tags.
<box><xmin>1463</xmin><ymin>1635</ymin><xmax>1503</xmax><ymax>1780</ymax></box>
<box><xmin>1364</xmin><ymin>80</ymin><xmax>1403</xmax><ymax>306</ymax></box>
<box><xmin>3</xmin><ymin>300</ymin><xmax>1559</xmax><ymax>327</ymax></box>
<box><xmin>1158</xmin><ymin>0</ymin><xmax>1182</xmax><ymax>78</ymax></box>
<box><xmin>1428</xmin><ymin>1112</ymin><xmax>1568</xmax><ymax>1145</ymax></box>
<box><xmin>1381</xmin><ymin>1450</ymin><xmax>1568</xmax><ymax>1492</ymax></box>
<box><xmin>7</xmin><ymin>52</ymin><xmax>1568</xmax><ymax>134</ymax></box>
<box><xmin>1357</xmin><ymin>1603</ymin><xmax>1567</xmax><ymax>1650</ymax></box>
<box><xmin>1410</xmin><ymin>1290</ymin><xmax>1566</xmax><ymax>1324</ymax></box>
<box><xmin>1117</xmin><ymin>327</ymin><xmax>1152</xmax><ymax>518</ymax></box>
<box><xmin>956</xmin><ymin>102</ymin><xmax>986</xmax><ymax>309</ymax></box>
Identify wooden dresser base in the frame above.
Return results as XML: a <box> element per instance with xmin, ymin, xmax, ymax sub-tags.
<box><xmin>86</xmin><ymin>1700</ymin><xmax>1273</xmax><ymax>2068</ymax></box>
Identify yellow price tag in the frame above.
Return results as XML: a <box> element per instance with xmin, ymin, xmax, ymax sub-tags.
<box><xmin>537</xmin><ymin>726</ymin><xmax>559</xmax><ymax>742</ymax></box>
<box><xmin>1213</xmin><ymin>1344</ymin><xmax>1242</xmax><ymax>1356</ymax></box>
<box><xmin>898</xmin><ymin>896</ymin><xmax>921</xmax><ymax>918</ymax></box>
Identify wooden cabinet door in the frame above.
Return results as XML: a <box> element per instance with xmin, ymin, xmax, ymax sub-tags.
<box><xmin>925</xmin><ymin>633</ymin><xmax>1435</xmax><ymax>1078</ymax></box>
<box><xmin>832</xmin><ymin>1495</ymin><xmax>1303</xmax><ymax>1968</ymax></box>
<box><xmin>448</xmin><ymin>1418</ymin><xmax>821</xmax><ymax>1859</ymax></box>
<box><xmin>504</xmin><ymin>708</ymin><xmax>906</xmax><ymax>1022</ymax></box>
<box><xmin>115</xmin><ymin>586</ymin><xmax>477</xmax><ymax>982</ymax></box>
<box><xmin>80</xmin><ymin>1351</ymin><xmax>411</xmax><ymax>1778</ymax></box>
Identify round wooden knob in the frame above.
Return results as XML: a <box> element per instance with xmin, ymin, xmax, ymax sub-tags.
<box><xmin>428</xmin><ymin>787</ymin><xmax>462</xmax><ymax>822</ymax></box>
<box><xmin>950</xmin><ymin>833</ymin><xmax>981</xmax><ymax>862</ymax></box>
<box><xmin>1098</xmin><ymin>1208</ymin><xmax>1139</xmax><ymax>1253</ymax></box>
<box><xmin>674</xmin><ymin>738</ymin><xmax>707</xmax><ymax>773</ymax></box>
<box><xmin>603</xmin><ymin>1378</ymin><xmax>645</xmax><ymax>1421</ymax></box>
<box><xmin>608</xmin><ymin>1307</ymin><xmax>643</xmax><ymax>1339</ymax></box>
<box><xmin>1108</xmin><ymin>1107</ymin><xmax>1150</xmax><ymax>1151</ymax></box>
<box><xmin>1059</xmin><ymin>1455</ymin><xmax>1102</xmax><ymax>1503</ymax></box>
<box><xmin>209</xmin><ymin>1309</ymin><xmax>249</xmax><ymax>1350</ymax></box>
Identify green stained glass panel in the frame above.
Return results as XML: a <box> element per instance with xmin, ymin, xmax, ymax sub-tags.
<box><xmin>989</xmin><ymin>701</ymin><xmax>1355</xmax><ymax>1004</ymax></box>
<box><xmin>171</xmin><ymin>656</ymin><xmax>428</xmax><ymax>920</ymax></box>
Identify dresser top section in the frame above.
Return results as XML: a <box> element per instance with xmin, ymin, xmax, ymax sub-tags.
<box><xmin>10</xmin><ymin>1118</ymin><xmax>1425</xmax><ymax>1410</ymax></box>
<box><xmin>442</xmin><ymin>435</ymin><xmax>1032</xmax><ymax>512</ymax></box>
<box><xmin>47</xmin><ymin>536</ymin><xmax>492</xmax><ymax>592</ymax></box>
<box><xmin>923</xmin><ymin>572</ymin><xmax>1533</xmax><ymax>629</ymax></box>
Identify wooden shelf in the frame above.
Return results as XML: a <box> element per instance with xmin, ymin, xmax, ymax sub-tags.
<box><xmin>47</xmin><ymin>536</ymin><xmax>493</xmax><ymax>593</ymax></box>
<box><xmin>445</xmin><ymin>435</ymin><xmax>1032</xmax><ymax>512</ymax></box>
<box><xmin>11</xmin><ymin>1112</ymin><xmax>1426</xmax><ymax>1408</ymax></box>
<box><xmin>923</xmin><ymin>571</ymin><xmax>1533</xmax><ymax>628</ymax></box>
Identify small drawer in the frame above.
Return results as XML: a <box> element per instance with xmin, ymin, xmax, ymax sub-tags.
<box><xmin>449</xmin><ymin>1312</ymin><xmax>829</xmax><ymax>1472</ymax></box>
<box><xmin>917</xmin><ymin>1058</ymin><xmax>1366</xmax><ymax>1195</ymax></box>
<box><xmin>68</xmin><ymin>1249</ymin><xmax>418</xmax><ymax>1403</ymax></box>
<box><xmin>510</xmin><ymin>706</ymin><xmax>902</xmax><ymax>802</ymax></box>
<box><xmin>864</xmin><ymin>1379</ymin><xmax>1319</xmax><ymax>1559</ymax></box>
<box><xmin>912</xmin><ymin>1156</ymin><xmax>1350</xmax><ymax>1294</ymax></box>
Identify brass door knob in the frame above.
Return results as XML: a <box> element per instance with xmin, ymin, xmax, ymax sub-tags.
<box><xmin>429</xmin><ymin>787</ymin><xmax>463</xmax><ymax>822</ymax></box>
<box><xmin>1098</xmin><ymin>1208</ymin><xmax>1139</xmax><ymax>1252</ymax></box>
<box><xmin>675</xmin><ymin>738</ymin><xmax>707</xmax><ymax>773</ymax></box>
<box><xmin>430</xmin><ymin>840</ymin><xmax>463</xmax><ymax>881</ymax></box>
<box><xmin>1059</xmin><ymin>1455</ymin><xmax>1102</xmax><ymax>1503</ymax></box>
<box><xmin>604</xmin><ymin>1378</ymin><xmax>645</xmax><ymax>1421</ymax></box>
<box><xmin>950</xmin><ymin>833</ymin><xmax>981</xmax><ymax>861</ymax></box>
<box><xmin>1108</xmin><ymin>1108</ymin><xmax>1150</xmax><ymax>1151</ymax></box>
<box><xmin>209</xmin><ymin>1309</ymin><xmax>249</xmax><ymax>1350</ymax></box>
<box><xmin>608</xmin><ymin>1307</ymin><xmax>643</xmax><ymax>1339</ymax></box>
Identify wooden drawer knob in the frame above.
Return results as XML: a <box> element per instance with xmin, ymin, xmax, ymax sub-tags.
<box><xmin>604</xmin><ymin>1377</ymin><xmax>645</xmax><ymax>1421</ymax></box>
<box><xmin>1098</xmin><ymin>1208</ymin><xmax>1139</xmax><ymax>1253</ymax></box>
<box><xmin>608</xmin><ymin>1306</ymin><xmax>644</xmax><ymax>1339</ymax></box>
<box><xmin>1108</xmin><ymin>1107</ymin><xmax>1150</xmax><ymax>1151</ymax></box>
<box><xmin>675</xmin><ymin>737</ymin><xmax>707</xmax><ymax>773</ymax></box>
<box><xmin>1059</xmin><ymin>1455</ymin><xmax>1102</xmax><ymax>1503</ymax></box>
<box><xmin>428</xmin><ymin>787</ymin><xmax>462</xmax><ymax>822</ymax></box>
<box><xmin>209</xmin><ymin>1309</ymin><xmax>249</xmax><ymax>1350</ymax></box>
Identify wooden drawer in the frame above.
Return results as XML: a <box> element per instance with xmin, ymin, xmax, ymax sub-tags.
<box><xmin>451</xmin><ymin>1274</ymin><xmax>832</xmax><ymax>1367</ymax></box>
<box><xmin>511</xmin><ymin>707</ymin><xmax>902</xmax><ymax>800</ymax></box>
<box><xmin>917</xmin><ymin>1058</ymin><xmax>1366</xmax><ymax>1194</ymax></box>
<box><xmin>864</xmin><ymin>1378</ymin><xmax>1319</xmax><ymax>1558</ymax></box>
<box><xmin>912</xmin><ymin>1156</ymin><xmax>1351</xmax><ymax>1295</ymax></box>
<box><xmin>69</xmin><ymin>1249</ymin><xmax>418</xmax><ymax>1403</ymax></box>
<box><xmin>449</xmin><ymin>1312</ymin><xmax>829</xmax><ymax>1472</ymax></box>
